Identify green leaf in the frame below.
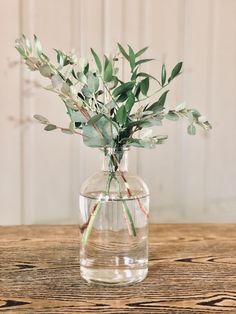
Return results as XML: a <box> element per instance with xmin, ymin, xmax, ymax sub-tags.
<box><xmin>77</xmin><ymin>72</ymin><xmax>87</xmax><ymax>84</ymax></box>
<box><xmin>113</xmin><ymin>81</ymin><xmax>135</xmax><ymax>98</ymax></box>
<box><xmin>166</xmin><ymin>111</ymin><xmax>179</xmax><ymax>121</ymax></box>
<box><xmin>136</xmin><ymin>72</ymin><xmax>158</xmax><ymax>81</ymax></box>
<box><xmin>44</xmin><ymin>124</ymin><xmax>57</xmax><ymax>131</ymax></box>
<box><xmin>117</xmin><ymin>43</ymin><xmax>129</xmax><ymax>61</ymax></box>
<box><xmin>81</xmin><ymin>85</ymin><xmax>92</xmax><ymax>98</ymax></box>
<box><xmin>161</xmin><ymin>64</ymin><xmax>166</xmax><ymax>86</ymax></box>
<box><xmin>70</xmin><ymin>110</ymin><xmax>87</xmax><ymax>123</ymax></box>
<box><xmin>104</xmin><ymin>59</ymin><xmax>113</xmax><ymax>82</ymax></box>
<box><xmin>83</xmin><ymin>116</ymin><xmax>117</xmax><ymax>147</ymax></box>
<box><xmin>128</xmin><ymin>45</ymin><xmax>136</xmax><ymax>71</ymax></box>
<box><xmin>87</xmin><ymin>72</ymin><xmax>99</xmax><ymax>93</ymax></box>
<box><xmin>116</xmin><ymin>93</ymin><xmax>128</xmax><ymax>103</ymax></box>
<box><xmin>116</xmin><ymin>105</ymin><xmax>127</xmax><ymax>125</ymax></box>
<box><xmin>135</xmin><ymin>46</ymin><xmax>148</xmax><ymax>58</ymax></box>
<box><xmin>135</xmin><ymin>58</ymin><xmax>154</xmax><ymax>66</ymax></box>
<box><xmin>138</xmin><ymin>118</ymin><xmax>162</xmax><ymax>128</ymax></box>
<box><xmin>34</xmin><ymin>35</ymin><xmax>42</xmax><ymax>56</ymax></box>
<box><xmin>140</xmin><ymin>77</ymin><xmax>149</xmax><ymax>96</ymax></box>
<box><xmin>168</xmin><ymin>62</ymin><xmax>183</xmax><ymax>82</ymax></box>
<box><xmin>187</xmin><ymin>124</ymin><xmax>196</xmax><ymax>135</ymax></box>
<box><xmin>15</xmin><ymin>46</ymin><xmax>26</xmax><ymax>58</ymax></box>
<box><xmin>39</xmin><ymin>65</ymin><xmax>52</xmax><ymax>78</ymax></box>
<box><xmin>134</xmin><ymin>83</ymin><xmax>141</xmax><ymax>99</ymax></box>
<box><xmin>23</xmin><ymin>35</ymin><xmax>32</xmax><ymax>54</ymax></box>
<box><xmin>87</xmin><ymin>113</ymin><xmax>103</xmax><ymax>125</ymax></box>
<box><xmin>129</xmin><ymin>135</ymin><xmax>168</xmax><ymax>148</ymax></box>
<box><xmin>148</xmin><ymin>90</ymin><xmax>169</xmax><ymax>112</ymax></box>
<box><xmin>125</xmin><ymin>93</ymin><xmax>135</xmax><ymax>112</ymax></box>
<box><xmin>91</xmin><ymin>48</ymin><xmax>102</xmax><ymax>73</ymax></box>
<box><xmin>61</xmin><ymin>128</ymin><xmax>73</xmax><ymax>135</ymax></box>
<box><xmin>34</xmin><ymin>114</ymin><xmax>49</xmax><ymax>124</ymax></box>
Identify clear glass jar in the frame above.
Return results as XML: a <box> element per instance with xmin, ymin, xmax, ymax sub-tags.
<box><xmin>79</xmin><ymin>147</ymin><xmax>149</xmax><ymax>286</ymax></box>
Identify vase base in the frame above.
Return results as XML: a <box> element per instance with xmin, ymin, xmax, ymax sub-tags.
<box><xmin>80</xmin><ymin>266</ymin><xmax>148</xmax><ymax>286</ymax></box>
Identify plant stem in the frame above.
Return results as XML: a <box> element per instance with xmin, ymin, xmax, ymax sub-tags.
<box><xmin>82</xmin><ymin>201</ymin><xmax>102</xmax><ymax>246</ymax></box>
<box><xmin>113</xmin><ymin>175</ymin><xmax>136</xmax><ymax>237</ymax></box>
<box><xmin>122</xmin><ymin>201</ymin><xmax>136</xmax><ymax>236</ymax></box>
<box><xmin>112</xmin><ymin>153</ymin><xmax>149</xmax><ymax>217</ymax></box>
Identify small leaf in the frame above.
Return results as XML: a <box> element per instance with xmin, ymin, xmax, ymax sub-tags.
<box><xmin>135</xmin><ymin>46</ymin><xmax>148</xmax><ymax>58</ymax></box>
<box><xmin>138</xmin><ymin>118</ymin><xmax>162</xmax><ymax>128</ymax></box>
<box><xmin>87</xmin><ymin>72</ymin><xmax>99</xmax><ymax>93</ymax></box>
<box><xmin>148</xmin><ymin>90</ymin><xmax>169</xmax><ymax>112</ymax></box>
<box><xmin>134</xmin><ymin>83</ymin><xmax>141</xmax><ymax>99</ymax></box>
<box><xmin>23</xmin><ymin>35</ymin><xmax>32</xmax><ymax>53</ymax></box>
<box><xmin>44</xmin><ymin>124</ymin><xmax>57</xmax><ymax>131</ymax></box>
<box><xmin>34</xmin><ymin>114</ymin><xmax>49</xmax><ymax>124</ymax></box>
<box><xmin>34</xmin><ymin>35</ymin><xmax>42</xmax><ymax>56</ymax></box>
<box><xmin>83</xmin><ymin>116</ymin><xmax>117</xmax><ymax>147</ymax></box>
<box><xmin>15</xmin><ymin>46</ymin><xmax>26</xmax><ymax>58</ymax></box>
<box><xmin>70</xmin><ymin>110</ymin><xmax>87</xmax><ymax>123</ymax></box>
<box><xmin>125</xmin><ymin>93</ymin><xmax>135</xmax><ymax>112</ymax></box>
<box><xmin>81</xmin><ymin>85</ymin><xmax>92</xmax><ymax>98</ymax></box>
<box><xmin>187</xmin><ymin>124</ymin><xmax>196</xmax><ymax>135</ymax></box>
<box><xmin>116</xmin><ymin>93</ymin><xmax>128</xmax><ymax>103</ymax></box>
<box><xmin>117</xmin><ymin>43</ymin><xmax>129</xmax><ymax>60</ymax></box>
<box><xmin>135</xmin><ymin>58</ymin><xmax>154</xmax><ymax>66</ymax></box>
<box><xmin>136</xmin><ymin>72</ymin><xmax>158</xmax><ymax>81</ymax></box>
<box><xmin>91</xmin><ymin>48</ymin><xmax>102</xmax><ymax>74</ymax></box>
<box><xmin>76</xmin><ymin>72</ymin><xmax>86</xmax><ymax>84</ymax></box>
<box><xmin>39</xmin><ymin>65</ymin><xmax>52</xmax><ymax>78</ymax></box>
<box><xmin>116</xmin><ymin>105</ymin><xmax>127</xmax><ymax>125</ymax></box>
<box><xmin>168</xmin><ymin>62</ymin><xmax>183</xmax><ymax>82</ymax></box>
<box><xmin>166</xmin><ymin>111</ymin><xmax>179</xmax><ymax>121</ymax></box>
<box><xmin>51</xmin><ymin>74</ymin><xmax>63</xmax><ymax>88</ymax></box>
<box><xmin>61</xmin><ymin>128</ymin><xmax>73</xmax><ymax>135</ymax></box>
<box><xmin>104</xmin><ymin>59</ymin><xmax>113</xmax><ymax>82</ymax></box>
<box><xmin>128</xmin><ymin>45</ymin><xmax>136</xmax><ymax>71</ymax></box>
<box><xmin>161</xmin><ymin>64</ymin><xmax>166</xmax><ymax>86</ymax></box>
<box><xmin>113</xmin><ymin>81</ymin><xmax>135</xmax><ymax>98</ymax></box>
<box><xmin>140</xmin><ymin>77</ymin><xmax>149</xmax><ymax>96</ymax></box>
<box><xmin>87</xmin><ymin>113</ymin><xmax>103</xmax><ymax>125</ymax></box>
<box><xmin>175</xmin><ymin>102</ymin><xmax>186</xmax><ymax>111</ymax></box>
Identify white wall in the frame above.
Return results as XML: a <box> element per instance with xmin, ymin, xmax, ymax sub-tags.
<box><xmin>1</xmin><ymin>0</ymin><xmax>236</xmax><ymax>224</ymax></box>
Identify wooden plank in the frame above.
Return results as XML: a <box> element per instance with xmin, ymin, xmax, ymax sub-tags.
<box><xmin>0</xmin><ymin>0</ymin><xmax>22</xmax><ymax>224</ymax></box>
<box><xmin>0</xmin><ymin>224</ymin><xmax>236</xmax><ymax>313</ymax></box>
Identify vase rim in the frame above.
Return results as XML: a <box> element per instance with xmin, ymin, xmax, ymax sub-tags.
<box><xmin>99</xmin><ymin>146</ymin><xmax>130</xmax><ymax>153</ymax></box>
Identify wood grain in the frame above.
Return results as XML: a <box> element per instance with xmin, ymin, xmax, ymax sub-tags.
<box><xmin>0</xmin><ymin>224</ymin><xmax>236</xmax><ymax>313</ymax></box>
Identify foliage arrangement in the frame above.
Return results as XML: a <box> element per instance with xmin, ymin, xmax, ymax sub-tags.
<box><xmin>15</xmin><ymin>35</ymin><xmax>212</xmax><ymax>244</ymax></box>
<box><xmin>15</xmin><ymin>35</ymin><xmax>211</xmax><ymax>151</ymax></box>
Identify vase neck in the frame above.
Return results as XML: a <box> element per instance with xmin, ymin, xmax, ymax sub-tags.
<box><xmin>101</xmin><ymin>147</ymin><xmax>129</xmax><ymax>172</ymax></box>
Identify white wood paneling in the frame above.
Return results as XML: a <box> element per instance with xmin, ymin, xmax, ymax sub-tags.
<box><xmin>1</xmin><ymin>0</ymin><xmax>236</xmax><ymax>224</ymax></box>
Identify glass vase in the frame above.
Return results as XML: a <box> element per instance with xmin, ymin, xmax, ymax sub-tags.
<box><xmin>79</xmin><ymin>147</ymin><xmax>149</xmax><ymax>286</ymax></box>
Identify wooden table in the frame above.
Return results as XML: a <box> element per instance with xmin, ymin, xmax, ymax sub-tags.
<box><xmin>0</xmin><ymin>224</ymin><xmax>236</xmax><ymax>313</ymax></box>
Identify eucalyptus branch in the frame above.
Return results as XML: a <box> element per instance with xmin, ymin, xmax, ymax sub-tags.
<box><xmin>15</xmin><ymin>35</ymin><xmax>211</xmax><ymax>150</ymax></box>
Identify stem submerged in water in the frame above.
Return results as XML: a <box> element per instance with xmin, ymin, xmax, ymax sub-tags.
<box><xmin>122</xmin><ymin>201</ymin><xmax>137</xmax><ymax>236</ymax></box>
<box><xmin>82</xmin><ymin>202</ymin><xmax>103</xmax><ymax>246</ymax></box>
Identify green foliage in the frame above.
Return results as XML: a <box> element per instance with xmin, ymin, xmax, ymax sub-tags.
<box><xmin>161</xmin><ymin>64</ymin><xmax>166</xmax><ymax>86</ymax></box>
<box><xmin>116</xmin><ymin>105</ymin><xmax>127</xmax><ymax>125</ymax></box>
<box><xmin>15</xmin><ymin>35</ymin><xmax>212</xmax><ymax>151</ymax></box>
<box><xmin>44</xmin><ymin>124</ymin><xmax>57</xmax><ymax>131</ymax></box>
<box><xmin>148</xmin><ymin>90</ymin><xmax>169</xmax><ymax>113</ymax></box>
<box><xmin>104</xmin><ymin>58</ymin><xmax>113</xmax><ymax>82</ymax></box>
<box><xmin>90</xmin><ymin>48</ymin><xmax>102</xmax><ymax>74</ymax></box>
